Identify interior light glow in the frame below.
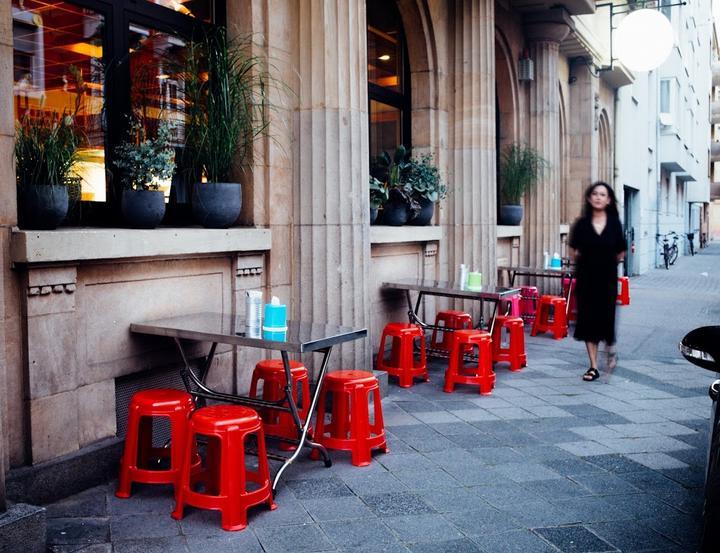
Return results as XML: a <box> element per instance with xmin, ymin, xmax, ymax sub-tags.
<box><xmin>378</xmin><ymin>54</ymin><xmax>390</xmax><ymax>61</ymax></box>
<box><xmin>615</xmin><ymin>9</ymin><xmax>674</xmax><ymax>72</ymax></box>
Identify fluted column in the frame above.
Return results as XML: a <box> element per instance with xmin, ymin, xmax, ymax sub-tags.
<box><xmin>523</xmin><ymin>10</ymin><xmax>571</xmax><ymax>266</ymax></box>
<box><xmin>293</xmin><ymin>1</ymin><xmax>370</xmax><ymax>368</ymax></box>
<box><xmin>446</xmin><ymin>0</ymin><xmax>496</xmax><ymax>288</ymax></box>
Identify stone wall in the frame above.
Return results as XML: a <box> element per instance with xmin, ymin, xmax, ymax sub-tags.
<box><xmin>9</xmin><ymin>229</ymin><xmax>269</xmax><ymax>464</ymax></box>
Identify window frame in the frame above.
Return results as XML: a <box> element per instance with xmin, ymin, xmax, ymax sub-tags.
<box><xmin>12</xmin><ymin>0</ymin><xmax>224</xmax><ymax>226</ymax></box>
<box><xmin>366</xmin><ymin>3</ymin><xmax>411</xmax><ymax>161</ymax></box>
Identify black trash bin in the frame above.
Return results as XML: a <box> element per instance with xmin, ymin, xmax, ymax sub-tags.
<box><xmin>680</xmin><ymin>326</ymin><xmax>720</xmax><ymax>552</ymax></box>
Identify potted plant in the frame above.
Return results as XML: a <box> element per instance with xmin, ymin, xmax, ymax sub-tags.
<box><xmin>371</xmin><ymin>145</ymin><xmax>419</xmax><ymax>226</ymax></box>
<box><xmin>181</xmin><ymin>29</ymin><xmax>269</xmax><ymax>228</ymax></box>
<box><xmin>114</xmin><ymin>118</ymin><xmax>175</xmax><ymax>229</ymax></box>
<box><xmin>498</xmin><ymin>143</ymin><xmax>547</xmax><ymax>225</ymax></box>
<box><xmin>369</xmin><ymin>175</ymin><xmax>388</xmax><ymax>225</ymax></box>
<box><xmin>405</xmin><ymin>153</ymin><xmax>446</xmax><ymax>226</ymax></box>
<box><xmin>14</xmin><ymin>66</ymin><xmax>85</xmax><ymax>230</ymax></box>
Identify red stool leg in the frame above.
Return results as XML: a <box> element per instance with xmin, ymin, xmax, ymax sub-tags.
<box><xmin>350</xmin><ymin>385</ymin><xmax>372</xmax><ymax>467</ymax></box>
<box><xmin>117</xmin><ymin>403</ymin><xmax>142</xmax><ymax>498</ymax></box>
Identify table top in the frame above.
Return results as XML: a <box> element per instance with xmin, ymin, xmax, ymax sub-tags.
<box><xmin>130</xmin><ymin>313</ymin><xmax>367</xmax><ymax>353</ymax></box>
<box><xmin>497</xmin><ymin>265</ymin><xmax>574</xmax><ymax>278</ymax></box>
<box><xmin>382</xmin><ymin>278</ymin><xmax>520</xmax><ymax>300</ymax></box>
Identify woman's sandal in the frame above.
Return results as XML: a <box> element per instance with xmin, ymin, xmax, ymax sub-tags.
<box><xmin>583</xmin><ymin>367</ymin><xmax>600</xmax><ymax>381</ymax></box>
<box><xmin>607</xmin><ymin>351</ymin><xmax>618</xmax><ymax>371</ymax></box>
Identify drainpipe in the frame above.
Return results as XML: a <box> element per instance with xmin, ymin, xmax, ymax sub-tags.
<box><xmin>655</xmin><ymin>70</ymin><xmax>661</xmax><ymax>268</ymax></box>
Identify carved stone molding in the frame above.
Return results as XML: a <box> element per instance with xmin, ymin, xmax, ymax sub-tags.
<box><xmin>424</xmin><ymin>243</ymin><xmax>438</xmax><ymax>258</ymax></box>
<box><xmin>27</xmin><ymin>283</ymin><xmax>76</xmax><ymax>297</ymax></box>
<box><xmin>236</xmin><ymin>267</ymin><xmax>263</xmax><ymax>277</ymax></box>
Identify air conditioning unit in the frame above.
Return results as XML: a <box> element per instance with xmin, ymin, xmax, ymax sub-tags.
<box><xmin>518</xmin><ymin>58</ymin><xmax>534</xmax><ymax>82</ymax></box>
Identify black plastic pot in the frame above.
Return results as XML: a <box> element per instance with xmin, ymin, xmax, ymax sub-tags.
<box><xmin>192</xmin><ymin>182</ymin><xmax>242</xmax><ymax>228</ymax></box>
<box><xmin>409</xmin><ymin>198</ymin><xmax>434</xmax><ymax>226</ymax></box>
<box><xmin>499</xmin><ymin>204</ymin><xmax>523</xmax><ymax>225</ymax></box>
<box><xmin>382</xmin><ymin>199</ymin><xmax>410</xmax><ymax>226</ymax></box>
<box><xmin>121</xmin><ymin>189</ymin><xmax>166</xmax><ymax>229</ymax></box>
<box><xmin>370</xmin><ymin>207</ymin><xmax>379</xmax><ymax>225</ymax></box>
<box><xmin>18</xmin><ymin>185</ymin><xmax>69</xmax><ymax>230</ymax></box>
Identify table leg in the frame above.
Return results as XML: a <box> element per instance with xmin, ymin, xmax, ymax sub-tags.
<box><xmin>272</xmin><ymin>346</ymin><xmax>334</xmax><ymax>490</ymax></box>
<box><xmin>565</xmin><ymin>272</ymin><xmax>573</xmax><ymax>316</ymax></box>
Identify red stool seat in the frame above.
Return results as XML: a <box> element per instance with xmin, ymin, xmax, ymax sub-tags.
<box><xmin>249</xmin><ymin>359</ymin><xmax>310</xmax><ymax>450</ymax></box>
<box><xmin>313</xmin><ymin>370</ymin><xmax>388</xmax><ymax>467</ymax></box>
<box><xmin>530</xmin><ymin>295</ymin><xmax>568</xmax><ymax>340</ymax></box>
<box><xmin>376</xmin><ymin>323</ymin><xmax>428</xmax><ymax>388</ymax></box>
<box><xmin>520</xmin><ymin>286</ymin><xmax>539</xmax><ymax>324</ymax></box>
<box><xmin>617</xmin><ymin>276</ymin><xmax>630</xmax><ymax>305</ymax></box>
<box><xmin>430</xmin><ymin>310</ymin><xmax>473</xmax><ymax>351</ymax></box>
<box><xmin>172</xmin><ymin>405</ymin><xmax>275</xmax><ymax>531</ymax></box>
<box><xmin>491</xmin><ymin>315</ymin><xmax>527</xmax><ymax>372</ymax></box>
<box><xmin>116</xmin><ymin>389</ymin><xmax>196</xmax><ymax>499</ymax></box>
<box><xmin>443</xmin><ymin>329</ymin><xmax>495</xmax><ymax>395</ymax></box>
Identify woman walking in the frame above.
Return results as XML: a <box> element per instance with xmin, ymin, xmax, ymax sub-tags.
<box><xmin>569</xmin><ymin>182</ymin><xmax>626</xmax><ymax>381</ymax></box>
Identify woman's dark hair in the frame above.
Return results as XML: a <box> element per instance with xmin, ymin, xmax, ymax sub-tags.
<box><xmin>582</xmin><ymin>181</ymin><xmax>619</xmax><ymax>220</ymax></box>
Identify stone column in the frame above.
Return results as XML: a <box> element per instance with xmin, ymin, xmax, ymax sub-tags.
<box><xmin>293</xmin><ymin>1</ymin><xmax>370</xmax><ymax>369</ymax></box>
<box><xmin>523</xmin><ymin>9</ymin><xmax>571</xmax><ymax>266</ymax></box>
<box><xmin>446</xmin><ymin>0</ymin><xmax>497</xmax><ymax>290</ymax></box>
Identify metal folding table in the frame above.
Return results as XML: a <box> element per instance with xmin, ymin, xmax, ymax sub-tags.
<box><xmin>381</xmin><ymin>278</ymin><xmax>520</xmax><ymax>340</ymax></box>
<box><xmin>130</xmin><ymin>313</ymin><xmax>367</xmax><ymax>491</ymax></box>
<box><xmin>497</xmin><ymin>265</ymin><xmax>575</xmax><ymax>315</ymax></box>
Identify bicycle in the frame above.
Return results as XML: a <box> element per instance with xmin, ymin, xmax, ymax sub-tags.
<box><xmin>657</xmin><ymin>231</ymin><xmax>679</xmax><ymax>269</ymax></box>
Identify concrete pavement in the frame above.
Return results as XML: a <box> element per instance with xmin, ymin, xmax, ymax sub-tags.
<box><xmin>39</xmin><ymin>244</ymin><xmax>720</xmax><ymax>552</ymax></box>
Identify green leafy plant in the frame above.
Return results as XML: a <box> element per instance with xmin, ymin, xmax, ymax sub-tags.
<box><xmin>405</xmin><ymin>153</ymin><xmax>446</xmax><ymax>203</ymax></box>
<box><xmin>114</xmin><ymin>118</ymin><xmax>176</xmax><ymax>191</ymax></box>
<box><xmin>371</xmin><ymin>145</ymin><xmax>420</xmax><ymax>215</ymax></box>
<box><xmin>369</xmin><ymin>175</ymin><xmax>388</xmax><ymax>209</ymax></box>
<box><xmin>180</xmin><ymin>28</ymin><xmax>270</xmax><ymax>183</ymax></box>
<box><xmin>15</xmin><ymin>65</ymin><xmax>86</xmax><ymax>188</ymax></box>
<box><xmin>498</xmin><ymin>143</ymin><xmax>547</xmax><ymax>205</ymax></box>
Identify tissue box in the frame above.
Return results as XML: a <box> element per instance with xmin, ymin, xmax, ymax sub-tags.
<box><xmin>263</xmin><ymin>302</ymin><xmax>287</xmax><ymax>331</ymax></box>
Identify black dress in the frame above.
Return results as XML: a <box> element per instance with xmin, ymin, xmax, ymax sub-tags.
<box><xmin>569</xmin><ymin>216</ymin><xmax>626</xmax><ymax>345</ymax></box>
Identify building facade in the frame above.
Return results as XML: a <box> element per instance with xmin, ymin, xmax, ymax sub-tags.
<box><xmin>1</xmin><ymin>0</ymin><xmax>705</xmax><ymax>509</ymax></box>
<box><xmin>616</xmin><ymin>0</ymin><xmax>713</xmax><ymax>274</ymax></box>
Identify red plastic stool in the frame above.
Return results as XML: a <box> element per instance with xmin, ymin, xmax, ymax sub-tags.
<box><xmin>313</xmin><ymin>370</ymin><xmax>388</xmax><ymax>467</ymax></box>
<box><xmin>498</xmin><ymin>294</ymin><xmax>522</xmax><ymax>318</ymax></box>
<box><xmin>249</xmin><ymin>359</ymin><xmax>310</xmax><ymax>450</ymax></box>
<box><xmin>443</xmin><ymin>329</ymin><xmax>495</xmax><ymax>395</ymax></box>
<box><xmin>376</xmin><ymin>323</ymin><xmax>428</xmax><ymax>388</ymax></box>
<box><xmin>520</xmin><ymin>286</ymin><xmax>539</xmax><ymax>324</ymax></box>
<box><xmin>430</xmin><ymin>310</ymin><xmax>473</xmax><ymax>351</ymax></box>
<box><xmin>530</xmin><ymin>295</ymin><xmax>568</xmax><ymax>340</ymax></box>
<box><xmin>172</xmin><ymin>405</ymin><xmax>276</xmax><ymax>531</ymax></box>
<box><xmin>116</xmin><ymin>389</ymin><xmax>196</xmax><ymax>499</ymax></box>
<box><xmin>491</xmin><ymin>315</ymin><xmax>527</xmax><ymax>372</ymax></box>
<box><xmin>562</xmin><ymin>277</ymin><xmax>577</xmax><ymax>321</ymax></box>
<box><xmin>617</xmin><ymin>276</ymin><xmax>630</xmax><ymax>305</ymax></box>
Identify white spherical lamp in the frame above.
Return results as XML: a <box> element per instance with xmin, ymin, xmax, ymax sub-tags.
<box><xmin>615</xmin><ymin>9</ymin><xmax>674</xmax><ymax>72</ymax></box>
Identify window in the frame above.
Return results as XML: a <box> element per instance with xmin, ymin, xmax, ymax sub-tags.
<box><xmin>660</xmin><ymin>0</ymin><xmax>672</xmax><ymax>21</ymax></box>
<box><xmin>659</xmin><ymin>78</ymin><xmax>679</xmax><ymax>130</ymax></box>
<box><xmin>12</xmin><ymin>0</ymin><xmax>223</xmax><ymax>225</ymax></box>
<box><xmin>367</xmin><ymin>0</ymin><xmax>410</xmax><ymax>163</ymax></box>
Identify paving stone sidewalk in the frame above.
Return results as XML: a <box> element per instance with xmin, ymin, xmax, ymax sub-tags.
<box><xmin>42</xmin><ymin>245</ymin><xmax>720</xmax><ymax>552</ymax></box>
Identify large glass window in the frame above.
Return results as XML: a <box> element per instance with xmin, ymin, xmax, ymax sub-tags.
<box><xmin>13</xmin><ymin>1</ymin><xmax>106</xmax><ymax>201</ymax></box>
<box><xmin>367</xmin><ymin>0</ymin><xmax>409</xmax><ymax>163</ymax></box>
<box><xmin>11</xmin><ymin>0</ymin><xmax>222</xmax><ymax>225</ymax></box>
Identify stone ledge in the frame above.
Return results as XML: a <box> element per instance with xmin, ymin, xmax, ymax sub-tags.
<box><xmin>497</xmin><ymin>225</ymin><xmax>523</xmax><ymax>239</ymax></box>
<box><xmin>370</xmin><ymin>225</ymin><xmax>442</xmax><ymax>244</ymax></box>
<box><xmin>6</xmin><ymin>437</ymin><xmax>122</xmax><ymax>505</ymax></box>
<box><xmin>11</xmin><ymin>227</ymin><xmax>272</xmax><ymax>265</ymax></box>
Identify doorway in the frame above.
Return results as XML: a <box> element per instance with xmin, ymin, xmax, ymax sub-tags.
<box><xmin>623</xmin><ymin>187</ymin><xmax>638</xmax><ymax>276</ymax></box>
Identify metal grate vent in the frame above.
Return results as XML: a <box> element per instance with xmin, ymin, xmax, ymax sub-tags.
<box><xmin>115</xmin><ymin>367</ymin><xmax>186</xmax><ymax>442</ymax></box>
